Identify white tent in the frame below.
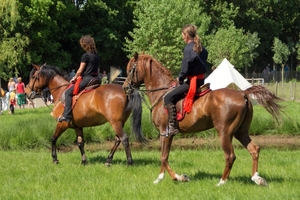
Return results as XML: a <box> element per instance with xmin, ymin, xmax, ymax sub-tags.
<box><xmin>204</xmin><ymin>58</ymin><xmax>252</xmax><ymax>90</ymax></box>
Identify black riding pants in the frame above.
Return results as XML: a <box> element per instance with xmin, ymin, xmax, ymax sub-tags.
<box><xmin>164</xmin><ymin>79</ymin><xmax>204</xmax><ymax>105</ymax></box>
<box><xmin>62</xmin><ymin>76</ymin><xmax>94</xmax><ymax>118</ymax></box>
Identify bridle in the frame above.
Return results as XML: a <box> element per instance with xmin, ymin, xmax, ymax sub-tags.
<box><xmin>124</xmin><ymin>60</ymin><xmax>177</xmax><ymax>112</ymax></box>
<box><xmin>27</xmin><ymin>64</ymin><xmax>70</xmax><ymax>99</ymax></box>
<box><xmin>26</xmin><ymin>64</ymin><xmax>46</xmax><ymax>99</ymax></box>
<box><xmin>123</xmin><ymin>62</ymin><xmax>138</xmax><ymax>94</ymax></box>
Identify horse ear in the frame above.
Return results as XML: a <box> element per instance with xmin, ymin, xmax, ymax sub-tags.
<box><xmin>133</xmin><ymin>52</ymin><xmax>139</xmax><ymax>60</ymax></box>
<box><xmin>32</xmin><ymin>63</ymin><xmax>41</xmax><ymax>70</ymax></box>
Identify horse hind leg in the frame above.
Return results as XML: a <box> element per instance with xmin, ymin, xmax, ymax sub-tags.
<box><xmin>105</xmin><ymin>122</ymin><xmax>133</xmax><ymax>166</ymax></box>
<box><xmin>234</xmin><ymin>133</ymin><xmax>268</xmax><ymax>186</ymax></box>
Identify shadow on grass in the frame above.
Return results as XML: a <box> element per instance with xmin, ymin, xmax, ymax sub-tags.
<box><xmin>191</xmin><ymin>170</ymin><xmax>285</xmax><ymax>185</ymax></box>
<box><xmin>88</xmin><ymin>154</ymin><xmax>158</xmax><ymax>166</ymax></box>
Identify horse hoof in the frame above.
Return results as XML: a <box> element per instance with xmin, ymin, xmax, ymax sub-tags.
<box><xmin>175</xmin><ymin>174</ymin><xmax>190</xmax><ymax>182</ymax></box>
<box><xmin>255</xmin><ymin>178</ymin><xmax>268</xmax><ymax>187</ymax></box>
<box><xmin>181</xmin><ymin>174</ymin><xmax>190</xmax><ymax>182</ymax></box>
<box><xmin>81</xmin><ymin>160</ymin><xmax>88</xmax><ymax>165</ymax></box>
<box><xmin>251</xmin><ymin>172</ymin><xmax>268</xmax><ymax>187</ymax></box>
<box><xmin>53</xmin><ymin>160</ymin><xmax>59</xmax><ymax>164</ymax></box>
<box><xmin>105</xmin><ymin>162</ymin><xmax>112</xmax><ymax>167</ymax></box>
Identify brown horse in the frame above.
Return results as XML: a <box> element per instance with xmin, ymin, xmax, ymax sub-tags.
<box><xmin>25</xmin><ymin>64</ymin><xmax>146</xmax><ymax>165</ymax></box>
<box><xmin>123</xmin><ymin>53</ymin><xmax>282</xmax><ymax>186</ymax></box>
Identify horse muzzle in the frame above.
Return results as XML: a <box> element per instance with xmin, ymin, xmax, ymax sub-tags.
<box><xmin>123</xmin><ymin>85</ymin><xmax>134</xmax><ymax>94</ymax></box>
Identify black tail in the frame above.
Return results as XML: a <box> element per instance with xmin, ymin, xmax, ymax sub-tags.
<box><xmin>127</xmin><ymin>89</ymin><xmax>147</xmax><ymax>143</ymax></box>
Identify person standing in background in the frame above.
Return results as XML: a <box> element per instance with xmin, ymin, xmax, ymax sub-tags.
<box><xmin>8</xmin><ymin>78</ymin><xmax>16</xmax><ymax>92</ymax></box>
<box><xmin>15</xmin><ymin>77</ymin><xmax>26</xmax><ymax>109</ymax></box>
<box><xmin>9</xmin><ymin>89</ymin><xmax>16</xmax><ymax>114</ymax></box>
<box><xmin>69</xmin><ymin>69</ymin><xmax>76</xmax><ymax>79</ymax></box>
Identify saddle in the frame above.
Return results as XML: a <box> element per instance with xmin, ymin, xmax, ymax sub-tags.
<box><xmin>175</xmin><ymin>83</ymin><xmax>211</xmax><ymax>121</ymax></box>
<box><xmin>60</xmin><ymin>77</ymin><xmax>102</xmax><ymax>108</ymax></box>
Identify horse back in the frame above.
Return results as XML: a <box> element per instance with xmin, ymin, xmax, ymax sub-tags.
<box><xmin>179</xmin><ymin>88</ymin><xmax>249</xmax><ymax>133</ymax></box>
<box><xmin>52</xmin><ymin>84</ymin><xmax>130</xmax><ymax>127</ymax></box>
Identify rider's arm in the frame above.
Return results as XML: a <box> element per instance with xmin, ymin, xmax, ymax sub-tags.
<box><xmin>70</xmin><ymin>62</ymin><xmax>86</xmax><ymax>83</ymax></box>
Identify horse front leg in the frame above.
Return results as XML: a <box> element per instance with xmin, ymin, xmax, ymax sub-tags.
<box><xmin>52</xmin><ymin>123</ymin><xmax>68</xmax><ymax>164</ymax></box>
<box><xmin>216</xmin><ymin>135</ymin><xmax>236</xmax><ymax>186</ymax></box>
<box><xmin>154</xmin><ymin>134</ymin><xmax>190</xmax><ymax>184</ymax></box>
<box><xmin>75</xmin><ymin>127</ymin><xmax>87</xmax><ymax>165</ymax></box>
<box><xmin>52</xmin><ymin>136</ymin><xmax>59</xmax><ymax>164</ymax></box>
<box><xmin>105</xmin><ymin>135</ymin><xmax>121</xmax><ymax>166</ymax></box>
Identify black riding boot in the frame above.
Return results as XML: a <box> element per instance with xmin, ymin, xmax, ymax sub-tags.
<box><xmin>165</xmin><ymin>104</ymin><xmax>179</xmax><ymax>135</ymax></box>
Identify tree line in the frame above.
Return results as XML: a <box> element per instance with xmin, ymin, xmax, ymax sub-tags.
<box><xmin>0</xmin><ymin>0</ymin><xmax>299</xmax><ymax>83</ymax></box>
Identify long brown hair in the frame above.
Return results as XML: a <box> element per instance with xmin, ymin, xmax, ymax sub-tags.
<box><xmin>79</xmin><ymin>35</ymin><xmax>97</xmax><ymax>53</ymax></box>
<box><xmin>181</xmin><ymin>24</ymin><xmax>202</xmax><ymax>54</ymax></box>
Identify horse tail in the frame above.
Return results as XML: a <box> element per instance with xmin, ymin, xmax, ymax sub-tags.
<box><xmin>127</xmin><ymin>89</ymin><xmax>148</xmax><ymax>143</ymax></box>
<box><xmin>244</xmin><ymin>85</ymin><xmax>283</xmax><ymax>123</ymax></box>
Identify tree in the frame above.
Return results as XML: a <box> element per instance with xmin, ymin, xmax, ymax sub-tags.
<box><xmin>207</xmin><ymin>25</ymin><xmax>260</xmax><ymax>74</ymax></box>
<box><xmin>124</xmin><ymin>0</ymin><xmax>211</xmax><ymax>74</ymax></box>
<box><xmin>0</xmin><ymin>0</ymin><xmax>30</xmax><ymax>80</ymax></box>
<box><xmin>272</xmin><ymin>37</ymin><xmax>290</xmax><ymax>67</ymax></box>
<box><xmin>77</xmin><ymin>0</ymin><xmax>135</xmax><ymax>72</ymax></box>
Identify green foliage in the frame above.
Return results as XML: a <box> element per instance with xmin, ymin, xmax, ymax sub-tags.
<box><xmin>207</xmin><ymin>25</ymin><xmax>260</xmax><ymax>68</ymax></box>
<box><xmin>272</xmin><ymin>37</ymin><xmax>290</xmax><ymax>65</ymax></box>
<box><xmin>296</xmin><ymin>39</ymin><xmax>300</xmax><ymax>61</ymax></box>
<box><xmin>1</xmin><ymin>0</ymin><xmax>300</xmax><ymax>80</ymax></box>
<box><xmin>0</xmin><ymin>0</ymin><xmax>30</xmax><ymax>79</ymax></box>
<box><xmin>124</xmin><ymin>0</ymin><xmax>210</xmax><ymax>74</ymax></box>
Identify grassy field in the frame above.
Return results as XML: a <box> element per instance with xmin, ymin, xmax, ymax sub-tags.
<box><xmin>1</xmin><ymin>148</ymin><xmax>299</xmax><ymax>199</ymax></box>
<box><xmin>0</xmin><ymin>97</ymin><xmax>300</xmax><ymax>199</ymax></box>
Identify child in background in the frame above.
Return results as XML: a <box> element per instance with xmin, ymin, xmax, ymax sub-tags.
<box><xmin>9</xmin><ymin>89</ymin><xmax>16</xmax><ymax>114</ymax></box>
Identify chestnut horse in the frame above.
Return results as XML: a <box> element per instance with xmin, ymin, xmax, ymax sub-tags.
<box><xmin>123</xmin><ymin>53</ymin><xmax>282</xmax><ymax>186</ymax></box>
<box><xmin>25</xmin><ymin>64</ymin><xmax>146</xmax><ymax>165</ymax></box>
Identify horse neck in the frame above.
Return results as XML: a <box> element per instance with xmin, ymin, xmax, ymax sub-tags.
<box><xmin>47</xmin><ymin>75</ymin><xmax>69</xmax><ymax>103</ymax></box>
<box><xmin>142</xmin><ymin>64</ymin><xmax>174</xmax><ymax>107</ymax></box>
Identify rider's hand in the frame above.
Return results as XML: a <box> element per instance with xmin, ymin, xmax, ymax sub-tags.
<box><xmin>70</xmin><ymin>77</ymin><xmax>76</xmax><ymax>83</ymax></box>
<box><xmin>177</xmin><ymin>77</ymin><xmax>183</xmax><ymax>85</ymax></box>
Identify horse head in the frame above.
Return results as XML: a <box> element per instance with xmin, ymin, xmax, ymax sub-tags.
<box><xmin>123</xmin><ymin>52</ymin><xmax>175</xmax><ymax>94</ymax></box>
<box><xmin>25</xmin><ymin>63</ymin><xmax>47</xmax><ymax>99</ymax></box>
<box><xmin>123</xmin><ymin>52</ymin><xmax>141</xmax><ymax>94</ymax></box>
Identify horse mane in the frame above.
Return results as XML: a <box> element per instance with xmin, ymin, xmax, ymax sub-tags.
<box><xmin>31</xmin><ymin>65</ymin><xmax>69</xmax><ymax>82</ymax></box>
<box><xmin>138</xmin><ymin>54</ymin><xmax>173</xmax><ymax>77</ymax></box>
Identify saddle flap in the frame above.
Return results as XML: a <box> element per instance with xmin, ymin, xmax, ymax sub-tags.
<box><xmin>196</xmin><ymin>83</ymin><xmax>210</xmax><ymax>94</ymax></box>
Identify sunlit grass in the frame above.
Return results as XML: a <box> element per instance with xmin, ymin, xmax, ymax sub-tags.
<box><xmin>0</xmin><ymin>149</ymin><xmax>299</xmax><ymax>199</ymax></box>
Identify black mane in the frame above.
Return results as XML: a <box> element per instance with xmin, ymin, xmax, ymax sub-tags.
<box><xmin>30</xmin><ymin>65</ymin><xmax>70</xmax><ymax>82</ymax></box>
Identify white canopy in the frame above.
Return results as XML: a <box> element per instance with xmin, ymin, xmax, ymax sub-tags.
<box><xmin>205</xmin><ymin>58</ymin><xmax>252</xmax><ymax>90</ymax></box>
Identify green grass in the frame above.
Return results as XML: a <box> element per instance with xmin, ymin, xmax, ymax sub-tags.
<box><xmin>1</xmin><ymin>98</ymin><xmax>300</xmax><ymax>199</ymax></box>
<box><xmin>0</xmin><ymin>149</ymin><xmax>299</xmax><ymax>199</ymax></box>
